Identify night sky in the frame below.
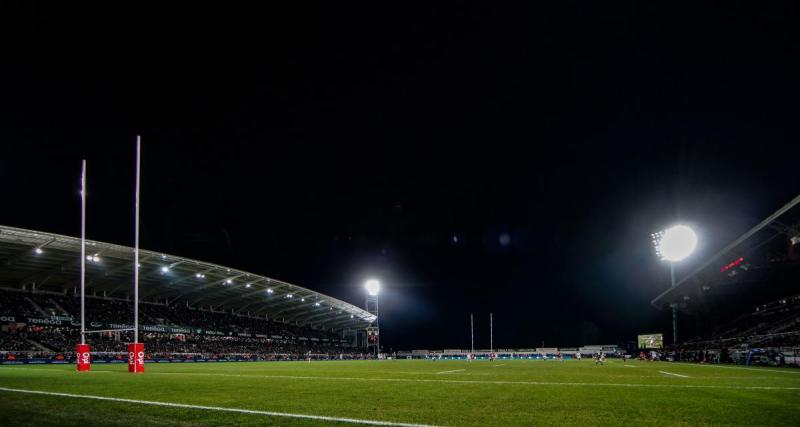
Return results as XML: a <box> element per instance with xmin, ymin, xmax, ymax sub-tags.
<box><xmin>2</xmin><ymin>3</ymin><xmax>799</xmax><ymax>351</ymax></box>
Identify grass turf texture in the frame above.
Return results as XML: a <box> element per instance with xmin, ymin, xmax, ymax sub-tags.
<box><xmin>1</xmin><ymin>360</ymin><xmax>798</xmax><ymax>426</ymax></box>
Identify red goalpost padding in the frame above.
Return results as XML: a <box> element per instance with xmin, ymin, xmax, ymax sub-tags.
<box><xmin>127</xmin><ymin>343</ymin><xmax>145</xmax><ymax>373</ymax></box>
<box><xmin>76</xmin><ymin>344</ymin><xmax>91</xmax><ymax>371</ymax></box>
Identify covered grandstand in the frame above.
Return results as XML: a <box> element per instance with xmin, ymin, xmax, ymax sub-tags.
<box><xmin>650</xmin><ymin>194</ymin><xmax>800</xmax><ymax>365</ymax></box>
<box><xmin>0</xmin><ymin>225</ymin><xmax>376</xmax><ymax>362</ymax></box>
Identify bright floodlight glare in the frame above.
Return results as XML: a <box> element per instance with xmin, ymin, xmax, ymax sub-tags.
<box><xmin>365</xmin><ymin>279</ymin><xmax>380</xmax><ymax>296</ymax></box>
<box><xmin>266</xmin><ymin>288</ymin><xmax>273</xmax><ymax>294</ymax></box>
<box><xmin>161</xmin><ymin>266</ymin><xmax>169</xmax><ymax>273</ymax></box>
<box><xmin>658</xmin><ymin>225</ymin><xmax>698</xmax><ymax>262</ymax></box>
<box><xmin>34</xmin><ymin>247</ymin><xmax>43</xmax><ymax>255</ymax></box>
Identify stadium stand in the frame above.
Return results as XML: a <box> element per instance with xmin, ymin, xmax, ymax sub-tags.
<box><xmin>652</xmin><ymin>195</ymin><xmax>800</xmax><ymax>367</ymax></box>
<box><xmin>0</xmin><ymin>225</ymin><xmax>377</xmax><ymax>363</ymax></box>
<box><xmin>0</xmin><ymin>288</ymin><xmax>368</xmax><ymax>361</ymax></box>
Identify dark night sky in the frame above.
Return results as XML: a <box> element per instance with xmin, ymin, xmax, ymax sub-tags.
<box><xmin>1</xmin><ymin>3</ymin><xmax>799</xmax><ymax>350</ymax></box>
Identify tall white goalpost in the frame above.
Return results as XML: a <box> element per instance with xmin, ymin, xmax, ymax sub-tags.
<box><xmin>80</xmin><ymin>160</ymin><xmax>86</xmax><ymax>347</ymax></box>
<box><xmin>76</xmin><ymin>161</ymin><xmax>90</xmax><ymax>371</ymax></box>
<box><xmin>469</xmin><ymin>314</ymin><xmax>474</xmax><ymax>362</ymax></box>
<box><xmin>129</xmin><ymin>136</ymin><xmax>144</xmax><ymax>373</ymax></box>
<box><xmin>75</xmin><ymin>137</ymin><xmax>144</xmax><ymax>373</ymax></box>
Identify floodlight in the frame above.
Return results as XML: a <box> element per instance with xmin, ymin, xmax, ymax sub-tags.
<box><xmin>92</xmin><ymin>255</ymin><xmax>100</xmax><ymax>262</ymax></box>
<box><xmin>287</xmin><ymin>294</ymin><xmax>293</xmax><ymax>298</ymax></box>
<box><xmin>34</xmin><ymin>247</ymin><xmax>43</xmax><ymax>255</ymax></box>
<box><xmin>315</xmin><ymin>302</ymin><xmax>321</xmax><ymax>307</ymax></box>
<box><xmin>161</xmin><ymin>266</ymin><xmax>169</xmax><ymax>273</ymax></box>
<box><xmin>225</xmin><ymin>278</ymin><xmax>233</xmax><ymax>284</ymax></box>
<box><xmin>365</xmin><ymin>279</ymin><xmax>380</xmax><ymax>296</ymax></box>
<box><xmin>245</xmin><ymin>284</ymin><xmax>251</xmax><ymax>288</ymax></box>
<box><xmin>654</xmin><ymin>225</ymin><xmax>697</xmax><ymax>262</ymax></box>
<box><xmin>266</xmin><ymin>288</ymin><xmax>273</xmax><ymax>294</ymax></box>
<box><xmin>301</xmin><ymin>298</ymin><xmax>305</xmax><ymax>302</ymax></box>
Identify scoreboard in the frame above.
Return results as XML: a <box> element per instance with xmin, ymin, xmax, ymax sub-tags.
<box><xmin>637</xmin><ymin>333</ymin><xmax>663</xmax><ymax>349</ymax></box>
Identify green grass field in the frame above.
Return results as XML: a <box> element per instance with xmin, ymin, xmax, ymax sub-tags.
<box><xmin>1</xmin><ymin>359</ymin><xmax>798</xmax><ymax>426</ymax></box>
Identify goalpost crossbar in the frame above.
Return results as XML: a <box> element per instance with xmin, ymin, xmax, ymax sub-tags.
<box><xmin>83</xmin><ymin>328</ymin><xmax>136</xmax><ymax>334</ymax></box>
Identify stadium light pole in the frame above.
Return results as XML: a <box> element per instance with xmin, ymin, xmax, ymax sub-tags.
<box><xmin>365</xmin><ymin>279</ymin><xmax>380</xmax><ymax>357</ymax></box>
<box><xmin>652</xmin><ymin>225</ymin><xmax>698</xmax><ymax>345</ymax></box>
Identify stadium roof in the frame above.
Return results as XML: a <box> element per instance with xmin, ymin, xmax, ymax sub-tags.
<box><xmin>0</xmin><ymin>225</ymin><xmax>376</xmax><ymax>330</ymax></box>
<box><xmin>651</xmin><ymin>194</ymin><xmax>800</xmax><ymax>310</ymax></box>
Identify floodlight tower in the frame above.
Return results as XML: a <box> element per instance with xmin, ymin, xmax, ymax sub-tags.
<box><xmin>365</xmin><ymin>279</ymin><xmax>380</xmax><ymax>356</ymax></box>
<box><xmin>652</xmin><ymin>225</ymin><xmax>697</xmax><ymax>345</ymax></box>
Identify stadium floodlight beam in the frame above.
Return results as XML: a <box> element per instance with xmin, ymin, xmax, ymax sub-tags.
<box><xmin>365</xmin><ymin>279</ymin><xmax>380</xmax><ymax>296</ymax></box>
<box><xmin>652</xmin><ymin>224</ymin><xmax>698</xmax><ymax>345</ymax></box>
<box><xmin>656</xmin><ymin>225</ymin><xmax>697</xmax><ymax>262</ymax></box>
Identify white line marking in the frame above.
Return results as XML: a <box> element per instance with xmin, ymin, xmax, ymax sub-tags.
<box><xmin>671</xmin><ymin>362</ymin><xmax>800</xmax><ymax>374</ymax></box>
<box><xmin>140</xmin><ymin>371</ymin><xmax>800</xmax><ymax>390</ymax></box>
<box><xmin>0</xmin><ymin>387</ymin><xmax>437</xmax><ymax>427</ymax></box>
<box><xmin>436</xmin><ymin>369</ymin><xmax>465</xmax><ymax>374</ymax></box>
<box><xmin>623</xmin><ymin>365</ymin><xmax>637</xmax><ymax>368</ymax></box>
<box><xmin>659</xmin><ymin>371</ymin><xmax>689</xmax><ymax>378</ymax></box>
<box><xmin>493</xmin><ymin>364</ymin><xmax>505</xmax><ymax>367</ymax></box>
<box><xmin>0</xmin><ymin>367</ymin><xmax>112</xmax><ymax>373</ymax></box>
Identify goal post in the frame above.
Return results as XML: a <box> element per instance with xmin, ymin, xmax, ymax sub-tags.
<box><xmin>129</xmin><ymin>136</ymin><xmax>144</xmax><ymax>373</ymax></box>
<box><xmin>75</xmin><ymin>136</ymin><xmax>146</xmax><ymax>373</ymax></box>
<box><xmin>76</xmin><ymin>159</ymin><xmax>89</xmax><ymax>371</ymax></box>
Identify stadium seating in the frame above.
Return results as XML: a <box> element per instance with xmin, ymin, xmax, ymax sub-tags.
<box><xmin>0</xmin><ymin>288</ymin><xmax>358</xmax><ymax>361</ymax></box>
<box><xmin>668</xmin><ymin>293</ymin><xmax>800</xmax><ymax>365</ymax></box>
